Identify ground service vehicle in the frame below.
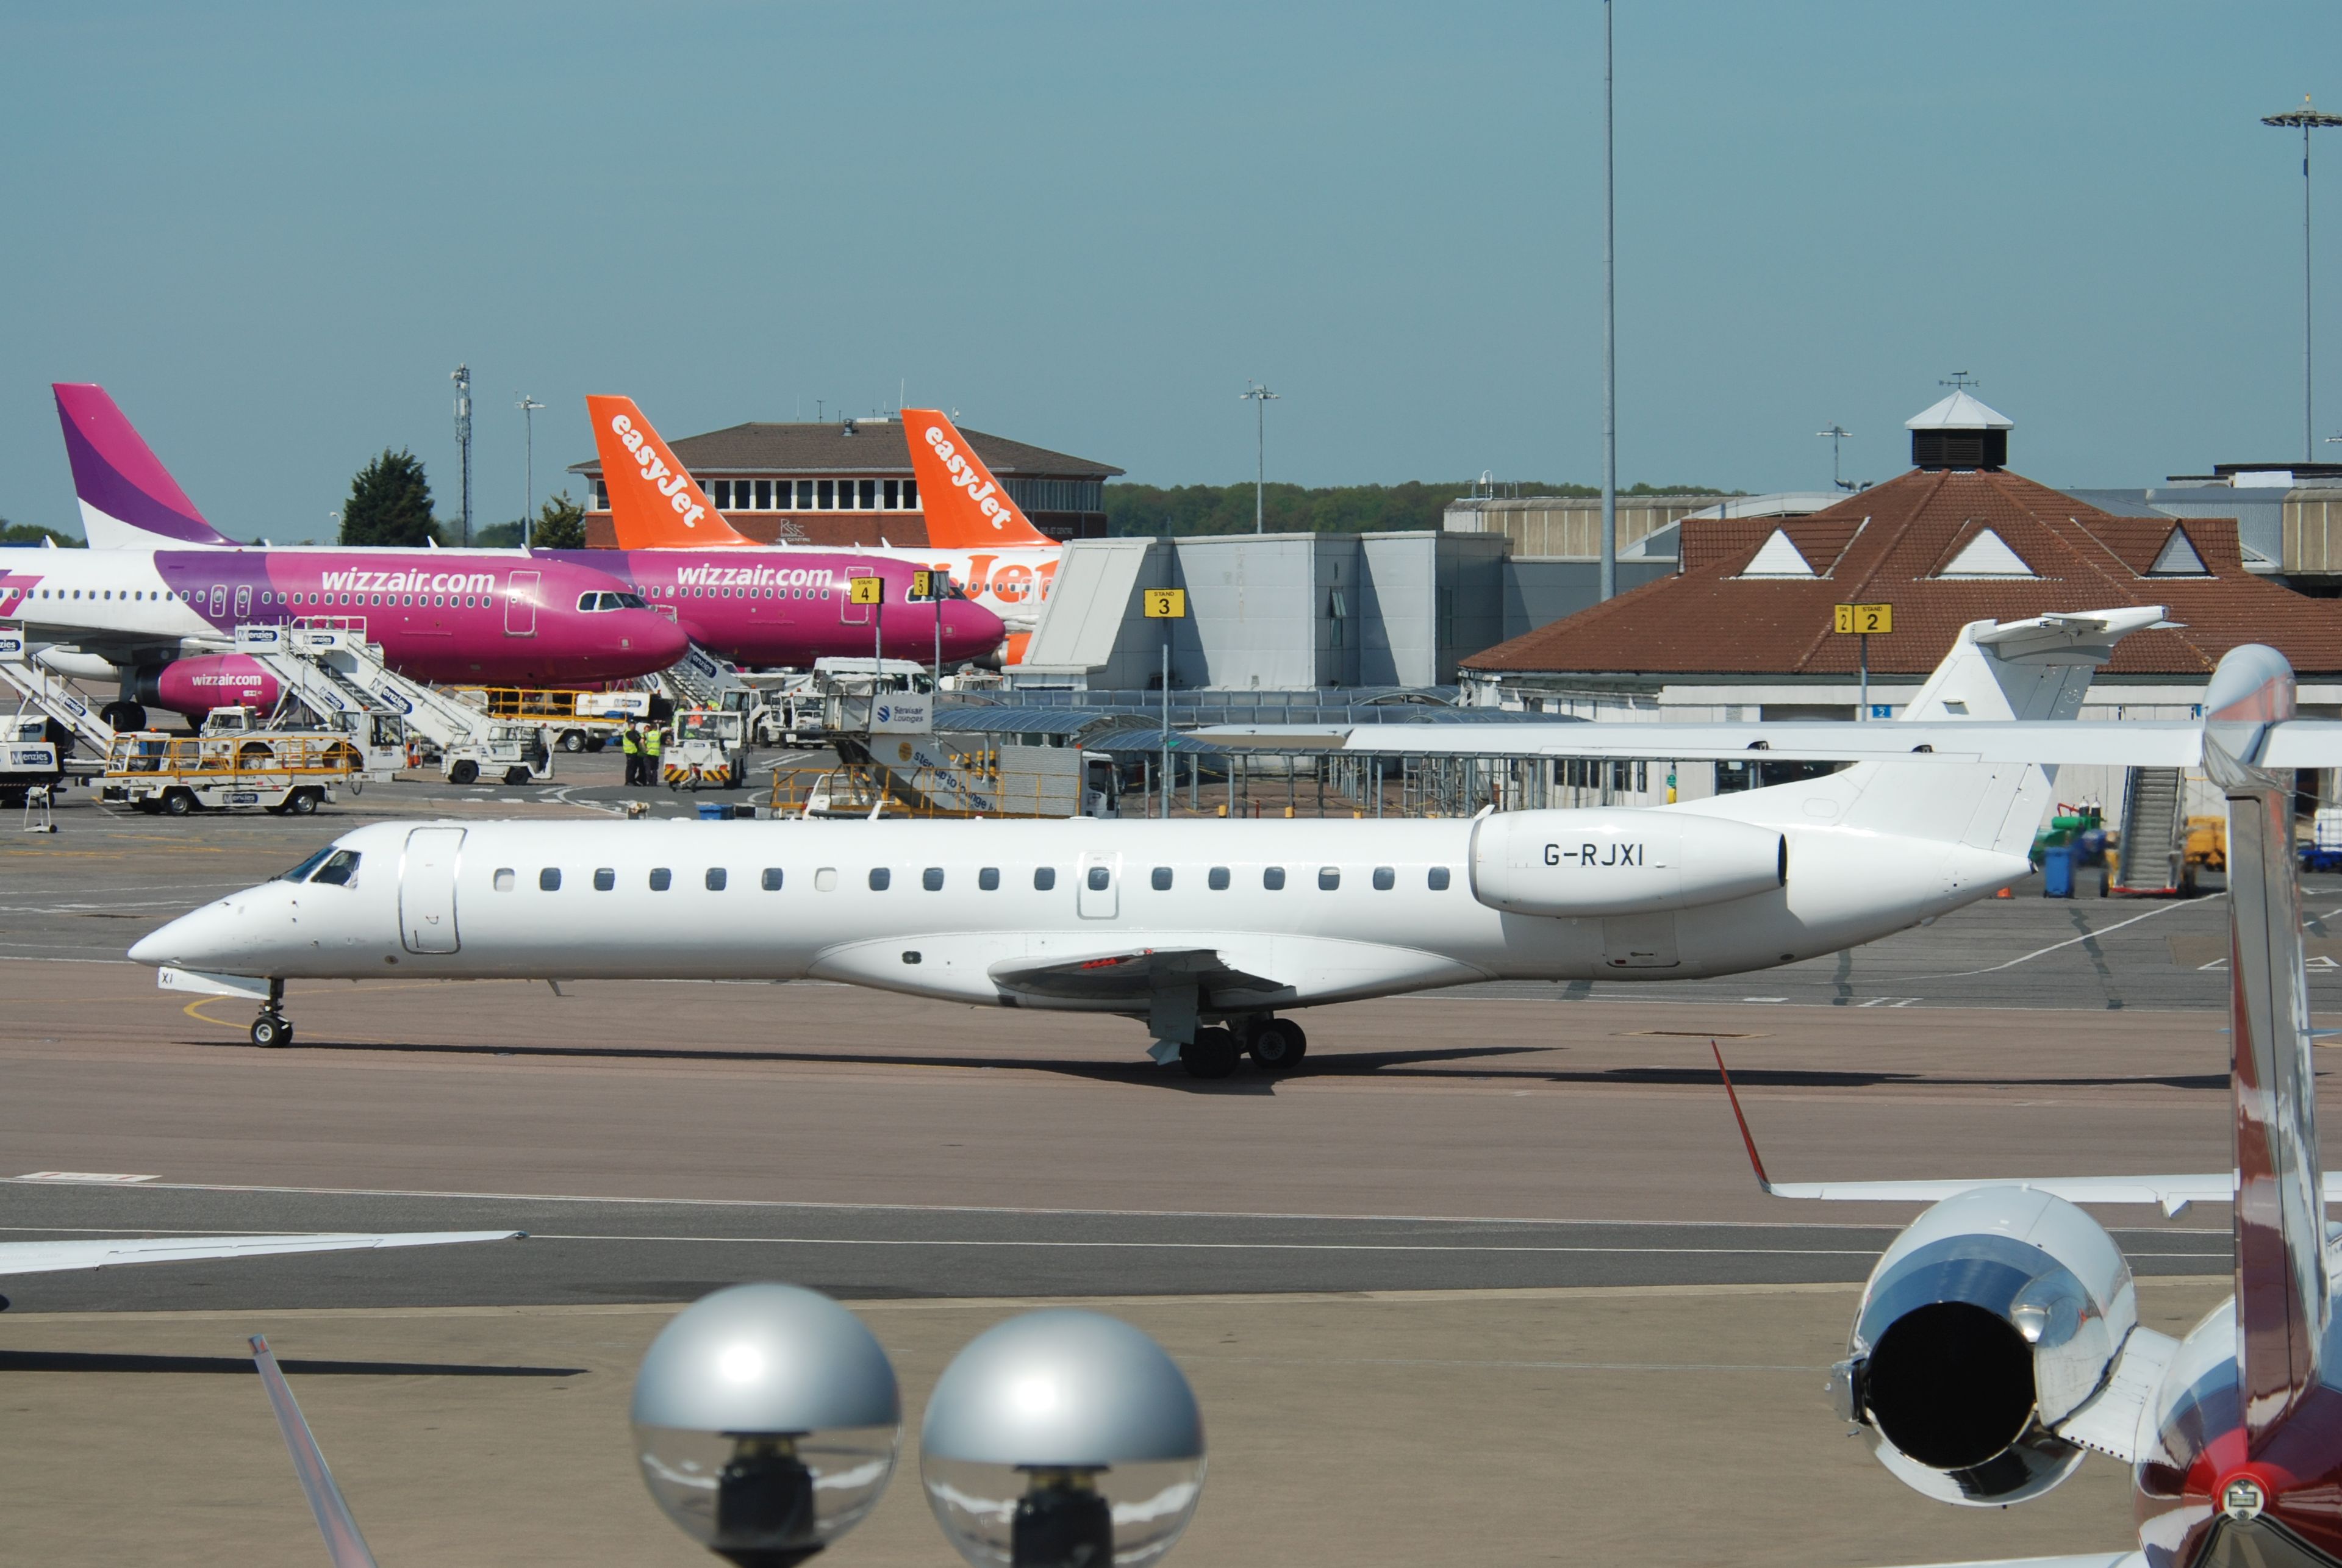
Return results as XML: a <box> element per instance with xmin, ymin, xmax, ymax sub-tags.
<box><xmin>448</xmin><ymin>686</ymin><xmax>648</xmax><ymax>754</ymax></box>
<box><xmin>662</xmin><ymin>708</ymin><xmax>746</xmax><ymax>790</ymax></box>
<box><xmin>1</xmin><ymin>714</ymin><xmax>64</xmax><ymax>806</ymax></box>
<box><xmin>101</xmin><ymin>729</ymin><xmax>354</xmax><ymax>816</ymax></box>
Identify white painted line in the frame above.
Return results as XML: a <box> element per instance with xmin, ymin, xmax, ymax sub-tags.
<box><xmin>1891</xmin><ymin>897</ymin><xmax>2208</xmax><ymax>981</ymax></box>
<box><xmin>18</xmin><ymin>1172</ymin><xmax>158</xmax><ymax>1184</ymax></box>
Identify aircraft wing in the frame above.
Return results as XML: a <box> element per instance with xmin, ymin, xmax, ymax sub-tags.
<box><xmin>1244</xmin><ymin>718</ymin><xmax>2342</xmax><ymax>768</ymax></box>
<box><xmin>0</xmin><ymin>1230</ymin><xmax>521</xmax><ymax>1276</ymax></box>
<box><xmin>12</xmin><ymin>624</ymin><xmax>220</xmax><ymax>665</ymax></box>
<box><xmin>989</xmin><ymin>947</ymin><xmax>1289</xmax><ymax>1006</ymax></box>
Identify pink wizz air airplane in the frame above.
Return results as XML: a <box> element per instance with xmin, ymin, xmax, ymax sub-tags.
<box><xmin>572</xmin><ymin>395</ymin><xmax>1004</xmax><ymax>670</ymax></box>
<box><xmin>585</xmin><ymin>397</ymin><xmax>1039</xmax><ymax>663</ymax></box>
<box><xmin>3</xmin><ymin>385</ymin><xmax>687</xmax><ymax>728</ymax></box>
<box><xmin>1721</xmin><ymin>645</ymin><xmax>2342</xmax><ymax>1567</ymax></box>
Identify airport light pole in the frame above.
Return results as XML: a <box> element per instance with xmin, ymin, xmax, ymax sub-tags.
<box><xmin>1240</xmin><ymin>382</ymin><xmax>1278</xmax><ymax>533</ymax></box>
<box><xmin>1599</xmin><ymin>0</ymin><xmax>1616</xmax><ymax>601</ymax></box>
<box><xmin>517</xmin><ymin>395</ymin><xmax>545</xmax><ymax>546</ymax></box>
<box><xmin>451</xmin><ymin>365</ymin><xmax>473</xmax><ymax>547</ymax></box>
<box><xmin>2264</xmin><ymin>97</ymin><xmax>2342</xmax><ymax>462</ymax></box>
<box><xmin>1816</xmin><ymin>424</ymin><xmax>1853</xmax><ymax>490</ymax></box>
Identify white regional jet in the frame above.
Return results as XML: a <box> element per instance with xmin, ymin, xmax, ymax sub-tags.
<box><xmin>129</xmin><ymin>601</ymin><xmax>2323</xmax><ymax>1079</ymax></box>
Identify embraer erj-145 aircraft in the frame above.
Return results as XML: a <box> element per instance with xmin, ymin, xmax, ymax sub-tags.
<box><xmin>6</xmin><ymin>384</ymin><xmax>687</xmax><ymax>727</ymax></box>
<box><xmin>1716</xmin><ymin>642</ymin><xmax>2342</xmax><ymax>1567</ymax></box>
<box><xmin>571</xmin><ymin>396</ymin><xmax>1005</xmax><ymax>668</ymax></box>
<box><xmin>592</xmin><ymin>397</ymin><xmax>1059</xmax><ymax>664</ymax></box>
<box><xmin>134</xmin><ymin>602</ymin><xmax>2335</xmax><ymax>1081</ymax></box>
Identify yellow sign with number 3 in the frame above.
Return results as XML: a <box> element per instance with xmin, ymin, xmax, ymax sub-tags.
<box><xmin>1143</xmin><ymin>589</ymin><xmax>1187</xmax><ymax>618</ymax></box>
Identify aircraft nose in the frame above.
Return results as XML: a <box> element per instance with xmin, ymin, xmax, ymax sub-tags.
<box><xmin>130</xmin><ymin>900</ymin><xmax>240</xmax><ymax>968</ymax></box>
<box><xmin>950</xmin><ymin>600</ymin><xmax>1007</xmax><ymax>651</ymax></box>
<box><xmin>636</xmin><ymin>611</ymin><xmax>690</xmax><ymax>665</ymax></box>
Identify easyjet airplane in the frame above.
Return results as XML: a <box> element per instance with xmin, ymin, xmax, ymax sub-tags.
<box><xmin>590</xmin><ymin>398</ymin><xmax>1058</xmax><ymax>664</ymax></box>
<box><xmin>568</xmin><ymin>397</ymin><xmax>1003</xmax><ymax>670</ymax></box>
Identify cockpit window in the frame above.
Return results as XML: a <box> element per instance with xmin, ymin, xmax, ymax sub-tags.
<box><xmin>309</xmin><ymin>850</ymin><xmax>362</xmax><ymax>887</ymax></box>
<box><xmin>278</xmin><ymin>847</ymin><xmax>335</xmax><ymax>882</ymax></box>
<box><xmin>576</xmin><ymin>592</ymin><xmax>596</xmax><ymax>611</ymax></box>
<box><xmin>615</xmin><ymin>591</ymin><xmax>648</xmax><ymax>609</ymax></box>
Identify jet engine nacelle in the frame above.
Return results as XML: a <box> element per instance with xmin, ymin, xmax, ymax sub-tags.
<box><xmin>133</xmin><ymin>656</ymin><xmax>282</xmax><ymax>721</ymax></box>
<box><xmin>1467</xmin><ymin>809</ymin><xmax>1785</xmax><ymax>918</ymax></box>
<box><xmin>1839</xmin><ymin>1186</ymin><xmax>2134</xmax><ymax>1506</ymax></box>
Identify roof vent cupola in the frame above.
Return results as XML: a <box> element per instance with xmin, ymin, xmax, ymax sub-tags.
<box><xmin>1905</xmin><ymin>392</ymin><xmax>2013</xmax><ymax>471</ymax></box>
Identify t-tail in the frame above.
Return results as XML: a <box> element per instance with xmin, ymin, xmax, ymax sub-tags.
<box><xmin>1689</xmin><ymin>605</ymin><xmax>2168</xmax><ymax>862</ymax></box>
<box><xmin>52</xmin><ymin>383</ymin><xmax>239</xmax><ymax>550</ymax></box>
<box><xmin>900</xmin><ymin>409</ymin><xmax>1055</xmax><ymax>548</ymax></box>
<box><xmin>586</xmin><ymin>395</ymin><xmax>756</xmax><ymax>550</ymax></box>
<box><xmin>2206</xmin><ymin>643</ymin><xmax>2327</xmax><ymax>1443</ymax></box>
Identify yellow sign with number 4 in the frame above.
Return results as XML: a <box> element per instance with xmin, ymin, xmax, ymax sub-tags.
<box><xmin>848</xmin><ymin>576</ymin><xmax>884</xmax><ymax>606</ymax></box>
<box><xmin>1833</xmin><ymin>603</ymin><xmax>1891</xmax><ymax>635</ymax></box>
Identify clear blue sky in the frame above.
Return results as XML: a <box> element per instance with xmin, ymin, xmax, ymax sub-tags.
<box><xmin>2</xmin><ymin>2</ymin><xmax>2336</xmax><ymax>540</ymax></box>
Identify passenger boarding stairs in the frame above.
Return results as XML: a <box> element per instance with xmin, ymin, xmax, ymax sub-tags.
<box><xmin>2114</xmin><ymin>766</ymin><xmax>2185</xmax><ymax>894</ymax></box>
<box><xmin>644</xmin><ymin>643</ymin><xmax>747</xmax><ymax>709</ymax></box>
<box><xmin>0</xmin><ymin>628</ymin><xmax>117</xmax><ymax>757</ymax></box>
<box><xmin>234</xmin><ymin>621</ymin><xmax>550</xmax><ymax>782</ymax></box>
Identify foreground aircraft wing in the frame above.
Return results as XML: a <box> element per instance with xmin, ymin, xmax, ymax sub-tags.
<box><xmin>252</xmin><ymin>1334</ymin><xmax>380</xmax><ymax>1568</ymax></box>
<box><xmin>1265</xmin><ymin>718</ymin><xmax>2342</xmax><ymax>768</ymax></box>
<box><xmin>0</xmin><ymin>1230</ymin><xmax>522</xmax><ymax>1277</ymax></box>
<box><xmin>989</xmin><ymin>947</ymin><xmax>1289</xmax><ymax>1005</ymax></box>
<box><xmin>1716</xmin><ymin>1045</ymin><xmax>2339</xmax><ymax>1217</ymax></box>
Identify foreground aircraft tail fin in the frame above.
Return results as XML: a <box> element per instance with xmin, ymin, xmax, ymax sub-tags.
<box><xmin>900</xmin><ymin>408</ymin><xmax>1055</xmax><ymax>548</ymax></box>
<box><xmin>1691</xmin><ymin>606</ymin><xmax>2162</xmax><ymax>860</ymax></box>
<box><xmin>52</xmin><ymin>384</ymin><xmax>239</xmax><ymax>549</ymax></box>
<box><xmin>586</xmin><ymin>395</ymin><xmax>756</xmax><ymax>550</ymax></box>
<box><xmin>2203</xmin><ymin>645</ymin><xmax>2329</xmax><ymax>1444</ymax></box>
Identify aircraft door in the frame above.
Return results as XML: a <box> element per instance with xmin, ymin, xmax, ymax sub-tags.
<box><xmin>399</xmin><ymin>826</ymin><xmax>465</xmax><ymax>953</ymax></box>
<box><xmin>234</xmin><ymin>583</ymin><xmax>252</xmax><ymax>620</ymax></box>
<box><xmin>504</xmin><ymin>571</ymin><xmax>540</xmax><ymax>635</ymax></box>
<box><xmin>1078</xmin><ymin>852</ymin><xmax>1119</xmax><ymax>919</ymax></box>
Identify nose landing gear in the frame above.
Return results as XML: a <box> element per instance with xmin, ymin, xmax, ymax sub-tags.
<box><xmin>249</xmin><ymin>979</ymin><xmax>294</xmax><ymax>1049</ymax></box>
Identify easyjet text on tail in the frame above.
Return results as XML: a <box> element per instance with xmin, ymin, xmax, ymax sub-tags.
<box><xmin>587</xmin><ymin>395</ymin><xmax>756</xmax><ymax>550</ymax></box>
<box><xmin>900</xmin><ymin>409</ymin><xmax>1055</xmax><ymax>549</ymax></box>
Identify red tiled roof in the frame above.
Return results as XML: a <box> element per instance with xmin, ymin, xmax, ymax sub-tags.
<box><xmin>1465</xmin><ymin>467</ymin><xmax>2342</xmax><ymax>678</ymax></box>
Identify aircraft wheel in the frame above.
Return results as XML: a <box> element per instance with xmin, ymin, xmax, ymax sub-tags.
<box><xmin>250</xmin><ymin>1013</ymin><xmax>293</xmax><ymax>1049</ymax></box>
<box><xmin>558</xmin><ymin>729</ymin><xmax>588</xmax><ymax>754</ymax></box>
<box><xmin>1181</xmin><ymin>1028</ymin><xmax>1239</xmax><ymax>1079</ymax></box>
<box><xmin>163</xmin><ymin>789</ymin><xmax>196</xmax><ymax>817</ymax></box>
<box><xmin>447</xmin><ymin>760</ymin><xmax>479</xmax><ymax>786</ymax></box>
<box><xmin>1248</xmin><ymin>1017</ymin><xmax>1308</xmax><ymax>1072</ymax></box>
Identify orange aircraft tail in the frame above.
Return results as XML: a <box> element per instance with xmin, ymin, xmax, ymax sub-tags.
<box><xmin>900</xmin><ymin>409</ymin><xmax>1055</xmax><ymax>549</ymax></box>
<box><xmin>586</xmin><ymin>395</ymin><xmax>757</xmax><ymax>550</ymax></box>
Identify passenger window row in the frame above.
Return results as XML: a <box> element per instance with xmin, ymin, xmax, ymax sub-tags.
<box><xmin>490</xmin><ymin>863</ymin><xmax>1455</xmax><ymax>894</ymax></box>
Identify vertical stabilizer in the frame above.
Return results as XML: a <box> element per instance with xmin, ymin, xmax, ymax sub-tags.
<box><xmin>1900</xmin><ymin>606</ymin><xmax>2169</xmax><ymax>723</ymax></box>
<box><xmin>2202</xmin><ymin>644</ymin><xmax>2327</xmax><ymax>1444</ymax></box>
<box><xmin>900</xmin><ymin>409</ymin><xmax>1055</xmax><ymax>548</ymax></box>
<box><xmin>52</xmin><ymin>384</ymin><xmax>238</xmax><ymax>549</ymax></box>
<box><xmin>586</xmin><ymin>395</ymin><xmax>756</xmax><ymax>549</ymax></box>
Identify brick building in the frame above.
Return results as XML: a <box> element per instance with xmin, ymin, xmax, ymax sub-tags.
<box><xmin>570</xmin><ymin>414</ymin><xmax>1122</xmax><ymax>549</ymax></box>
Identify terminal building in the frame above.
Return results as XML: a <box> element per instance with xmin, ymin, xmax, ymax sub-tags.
<box><xmin>570</xmin><ymin>414</ymin><xmax>1121</xmax><ymax>548</ymax></box>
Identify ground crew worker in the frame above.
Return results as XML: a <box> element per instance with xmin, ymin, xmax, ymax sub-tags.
<box><xmin>644</xmin><ymin>722</ymin><xmax>664</xmax><ymax>787</ymax></box>
<box><xmin>620</xmin><ymin>723</ymin><xmax>641</xmax><ymax>786</ymax></box>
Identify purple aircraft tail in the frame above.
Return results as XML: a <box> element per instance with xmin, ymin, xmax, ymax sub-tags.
<box><xmin>53</xmin><ymin>384</ymin><xmax>237</xmax><ymax>549</ymax></box>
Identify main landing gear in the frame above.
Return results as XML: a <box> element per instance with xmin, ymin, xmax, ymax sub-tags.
<box><xmin>250</xmin><ymin>979</ymin><xmax>293</xmax><ymax>1049</ymax></box>
<box><xmin>1178</xmin><ymin>1017</ymin><xmax>1308</xmax><ymax>1079</ymax></box>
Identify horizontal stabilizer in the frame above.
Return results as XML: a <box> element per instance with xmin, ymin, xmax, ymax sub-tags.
<box><xmin>989</xmin><ymin>947</ymin><xmax>1286</xmax><ymax>1005</ymax></box>
<box><xmin>1736</xmin><ymin>1170</ymin><xmax>2342</xmax><ymax>1220</ymax></box>
<box><xmin>0</xmin><ymin>1230</ymin><xmax>521</xmax><ymax>1278</ymax></box>
<box><xmin>1309</xmin><ymin>718</ymin><xmax>2342</xmax><ymax>768</ymax></box>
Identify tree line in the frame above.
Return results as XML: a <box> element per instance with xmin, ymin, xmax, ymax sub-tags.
<box><xmin>337</xmin><ymin>448</ymin><xmax>584</xmax><ymax>549</ymax></box>
<box><xmin>1103</xmin><ymin>479</ymin><xmax>1735</xmax><ymax>537</ymax></box>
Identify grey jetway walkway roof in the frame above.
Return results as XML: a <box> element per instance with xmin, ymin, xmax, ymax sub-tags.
<box><xmin>935</xmin><ymin>696</ymin><xmax>1574</xmax><ymax>757</ymax></box>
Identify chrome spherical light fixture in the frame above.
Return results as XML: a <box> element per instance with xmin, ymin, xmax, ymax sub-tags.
<box><xmin>631</xmin><ymin>1284</ymin><xmax>901</xmax><ymax>1566</ymax></box>
<box><xmin>920</xmin><ymin>1310</ymin><xmax>1206</xmax><ymax>1568</ymax></box>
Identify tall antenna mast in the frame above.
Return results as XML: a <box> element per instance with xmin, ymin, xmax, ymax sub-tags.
<box><xmin>1599</xmin><ymin>0</ymin><xmax>1616</xmax><ymax>601</ymax></box>
<box><xmin>1239</xmin><ymin>381</ymin><xmax>1280</xmax><ymax>533</ymax></box>
<box><xmin>2263</xmin><ymin>96</ymin><xmax>2342</xmax><ymax>462</ymax></box>
<box><xmin>451</xmin><ymin>364</ymin><xmax>473</xmax><ymax>547</ymax></box>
